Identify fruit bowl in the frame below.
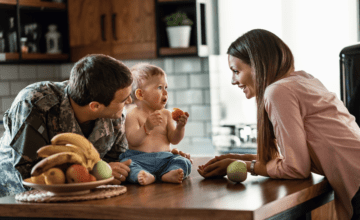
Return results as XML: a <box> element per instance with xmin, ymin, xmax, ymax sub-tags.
<box><xmin>23</xmin><ymin>176</ymin><xmax>114</xmax><ymax>196</ymax></box>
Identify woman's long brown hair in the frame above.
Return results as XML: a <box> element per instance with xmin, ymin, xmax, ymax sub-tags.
<box><xmin>227</xmin><ymin>29</ymin><xmax>295</xmax><ymax>164</ymax></box>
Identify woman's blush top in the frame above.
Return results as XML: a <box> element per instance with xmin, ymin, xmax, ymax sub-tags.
<box><xmin>264</xmin><ymin>71</ymin><xmax>360</xmax><ymax>220</ymax></box>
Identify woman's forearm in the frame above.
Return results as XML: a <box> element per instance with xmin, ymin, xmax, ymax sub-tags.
<box><xmin>245</xmin><ymin>160</ymin><xmax>269</xmax><ymax>177</ymax></box>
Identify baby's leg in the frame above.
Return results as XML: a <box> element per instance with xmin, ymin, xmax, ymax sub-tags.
<box><xmin>138</xmin><ymin>170</ymin><xmax>155</xmax><ymax>186</ymax></box>
<box><xmin>161</xmin><ymin>169</ymin><xmax>184</xmax><ymax>184</ymax></box>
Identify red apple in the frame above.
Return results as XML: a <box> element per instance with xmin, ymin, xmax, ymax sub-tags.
<box><xmin>66</xmin><ymin>164</ymin><xmax>91</xmax><ymax>183</ymax></box>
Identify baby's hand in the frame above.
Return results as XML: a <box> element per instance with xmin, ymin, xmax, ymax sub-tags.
<box><xmin>145</xmin><ymin>110</ymin><xmax>163</xmax><ymax>131</ymax></box>
<box><xmin>176</xmin><ymin>112</ymin><xmax>189</xmax><ymax>128</ymax></box>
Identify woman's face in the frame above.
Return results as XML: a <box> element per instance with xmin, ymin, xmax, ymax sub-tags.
<box><xmin>228</xmin><ymin>55</ymin><xmax>256</xmax><ymax>99</ymax></box>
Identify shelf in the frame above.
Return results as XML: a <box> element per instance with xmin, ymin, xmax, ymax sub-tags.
<box><xmin>0</xmin><ymin>53</ymin><xmax>20</xmax><ymax>61</ymax></box>
<box><xmin>19</xmin><ymin>0</ymin><xmax>66</xmax><ymax>9</ymax></box>
<box><xmin>0</xmin><ymin>0</ymin><xmax>17</xmax><ymax>5</ymax></box>
<box><xmin>159</xmin><ymin>46</ymin><xmax>197</xmax><ymax>56</ymax></box>
<box><xmin>22</xmin><ymin>53</ymin><xmax>69</xmax><ymax>60</ymax></box>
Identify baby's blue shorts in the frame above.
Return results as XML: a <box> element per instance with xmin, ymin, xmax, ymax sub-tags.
<box><xmin>119</xmin><ymin>149</ymin><xmax>192</xmax><ymax>183</ymax></box>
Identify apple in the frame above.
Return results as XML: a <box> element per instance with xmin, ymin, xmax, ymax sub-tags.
<box><xmin>91</xmin><ymin>160</ymin><xmax>112</xmax><ymax>180</ymax></box>
<box><xmin>66</xmin><ymin>164</ymin><xmax>92</xmax><ymax>183</ymax></box>
<box><xmin>227</xmin><ymin>160</ymin><xmax>248</xmax><ymax>182</ymax></box>
<box><xmin>44</xmin><ymin>168</ymin><xmax>66</xmax><ymax>185</ymax></box>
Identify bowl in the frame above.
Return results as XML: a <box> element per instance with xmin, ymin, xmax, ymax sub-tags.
<box><xmin>23</xmin><ymin>176</ymin><xmax>114</xmax><ymax>196</ymax></box>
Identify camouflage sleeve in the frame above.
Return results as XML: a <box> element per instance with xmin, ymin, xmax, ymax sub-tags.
<box><xmin>102</xmin><ymin>130</ymin><xmax>128</xmax><ymax>163</ymax></box>
<box><xmin>102</xmin><ymin>115</ymin><xmax>128</xmax><ymax>163</ymax></box>
<box><xmin>0</xmin><ymin>100</ymin><xmax>49</xmax><ymax>197</ymax></box>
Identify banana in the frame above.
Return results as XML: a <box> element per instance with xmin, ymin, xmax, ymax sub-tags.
<box><xmin>31</xmin><ymin>152</ymin><xmax>86</xmax><ymax>176</ymax></box>
<box><xmin>37</xmin><ymin>144</ymin><xmax>86</xmax><ymax>160</ymax></box>
<box><xmin>51</xmin><ymin>133</ymin><xmax>101</xmax><ymax>169</ymax></box>
<box><xmin>37</xmin><ymin>144</ymin><xmax>89</xmax><ymax>169</ymax></box>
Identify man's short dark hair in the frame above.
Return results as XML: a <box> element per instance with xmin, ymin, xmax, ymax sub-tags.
<box><xmin>68</xmin><ymin>54</ymin><xmax>133</xmax><ymax>107</ymax></box>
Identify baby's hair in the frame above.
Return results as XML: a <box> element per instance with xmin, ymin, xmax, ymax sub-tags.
<box><xmin>130</xmin><ymin>62</ymin><xmax>166</xmax><ymax>101</ymax></box>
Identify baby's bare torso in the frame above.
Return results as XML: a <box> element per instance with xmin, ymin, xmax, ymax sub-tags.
<box><xmin>128</xmin><ymin>108</ymin><xmax>171</xmax><ymax>152</ymax></box>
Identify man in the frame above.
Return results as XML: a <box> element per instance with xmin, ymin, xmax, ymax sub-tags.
<box><xmin>0</xmin><ymin>54</ymin><xmax>134</xmax><ymax>197</ymax></box>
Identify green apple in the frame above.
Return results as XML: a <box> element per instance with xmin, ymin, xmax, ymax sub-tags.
<box><xmin>91</xmin><ymin>160</ymin><xmax>112</xmax><ymax>180</ymax></box>
<box><xmin>227</xmin><ymin>160</ymin><xmax>247</xmax><ymax>182</ymax></box>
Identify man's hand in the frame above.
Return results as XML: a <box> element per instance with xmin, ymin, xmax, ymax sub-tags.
<box><xmin>171</xmin><ymin>148</ymin><xmax>193</xmax><ymax>164</ymax></box>
<box><xmin>108</xmin><ymin>159</ymin><xmax>132</xmax><ymax>185</ymax></box>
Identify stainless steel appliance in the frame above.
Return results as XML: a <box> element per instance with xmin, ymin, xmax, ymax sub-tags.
<box><xmin>340</xmin><ymin>43</ymin><xmax>360</xmax><ymax>126</ymax></box>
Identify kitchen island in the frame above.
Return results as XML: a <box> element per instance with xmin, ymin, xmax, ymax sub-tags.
<box><xmin>0</xmin><ymin>157</ymin><xmax>334</xmax><ymax>220</ymax></box>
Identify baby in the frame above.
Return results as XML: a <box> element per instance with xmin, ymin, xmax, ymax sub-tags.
<box><xmin>119</xmin><ymin>63</ymin><xmax>191</xmax><ymax>185</ymax></box>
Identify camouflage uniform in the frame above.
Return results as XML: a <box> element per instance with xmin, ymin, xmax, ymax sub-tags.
<box><xmin>0</xmin><ymin>81</ymin><xmax>127</xmax><ymax>197</ymax></box>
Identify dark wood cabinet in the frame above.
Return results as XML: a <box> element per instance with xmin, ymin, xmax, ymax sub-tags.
<box><xmin>68</xmin><ymin>0</ymin><xmax>112</xmax><ymax>62</ymax></box>
<box><xmin>110</xmin><ymin>0</ymin><xmax>156</xmax><ymax>60</ymax></box>
<box><xmin>68</xmin><ymin>0</ymin><xmax>156</xmax><ymax>62</ymax></box>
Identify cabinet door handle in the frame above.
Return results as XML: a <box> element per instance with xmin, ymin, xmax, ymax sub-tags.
<box><xmin>112</xmin><ymin>13</ymin><xmax>118</xmax><ymax>41</ymax></box>
<box><xmin>101</xmin><ymin>14</ymin><xmax>106</xmax><ymax>41</ymax></box>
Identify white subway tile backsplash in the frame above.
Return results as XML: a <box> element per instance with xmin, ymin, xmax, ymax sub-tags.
<box><xmin>185</xmin><ymin>122</ymin><xmax>205</xmax><ymax>137</ymax></box>
<box><xmin>122</xmin><ymin>60</ymin><xmax>140</xmax><ymax>70</ymax></box>
<box><xmin>2</xmin><ymin>97</ymin><xmax>15</xmax><ymax>112</ymax></box>
<box><xmin>176</xmin><ymin>90</ymin><xmax>203</xmax><ymax>105</ymax></box>
<box><xmin>60</xmin><ymin>63</ymin><xmax>73</xmax><ymax>80</ymax></box>
<box><xmin>190</xmin><ymin>105</ymin><xmax>211</xmax><ymax>121</ymax></box>
<box><xmin>174</xmin><ymin>57</ymin><xmax>201</xmax><ymax>73</ymax></box>
<box><xmin>206</xmin><ymin>122</ymin><xmax>212</xmax><ymax>137</ymax></box>
<box><xmin>37</xmin><ymin>65</ymin><xmax>56</xmax><ymax>80</ymax></box>
<box><xmin>202</xmin><ymin>58</ymin><xmax>209</xmax><ymax>72</ymax></box>
<box><xmin>0</xmin><ymin>65</ymin><xmax>19</xmax><ymax>80</ymax></box>
<box><xmin>0</xmin><ymin>57</ymin><xmax>214</xmax><ymax>155</ymax></box>
<box><xmin>170</xmin><ymin>137</ymin><xmax>191</xmax><ymax>150</ymax></box>
<box><xmin>167</xmin><ymin>91</ymin><xmax>175</xmax><ymax>106</ymax></box>
<box><xmin>148</xmin><ymin>59</ymin><xmax>165</xmax><ymax>70</ymax></box>
<box><xmin>164</xmin><ymin>58</ymin><xmax>174</xmax><ymax>74</ymax></box>
<box><xmin>0</xmin><ymin>82</ymin><xmax>10</xmax><ymax>96</ymax></box>
<box><xmin>11</xmin><ymin>82</ymin><xmax>29</xmax><ymax>96</ymax></box>
<box><xmin>19</xmin><ymin>65</ymin><xmax>36</xmax><ymax>79</ymax></box>
<box><xmin>168</xmin><ymin>75</ymin><xmax>188</xmax><ymax>89</ymax></box>
<box><xmin>204</xmin><ymin>90</ymin><xmax>211</xmax><ymax>105</ymax></box>
<box><xmin>190</xmin><ymin>74</ymin><xmax>209</xmax><ymax>88</ymax></box>
<box><xmin>192</xmin><ymin>137</ymin><xmax>212</xmax><ymax>145</ymax></box>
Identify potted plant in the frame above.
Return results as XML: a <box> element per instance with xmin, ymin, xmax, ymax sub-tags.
<box><xmin>164</xmin><ymin>11</ymin><xmax>193</xmax><ymax>48</ymax></box>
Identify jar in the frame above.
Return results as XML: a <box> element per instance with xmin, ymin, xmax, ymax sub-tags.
<box><xmin>20</xmin><ymin>37</ymin><xmax>28</xmax><ymax>53</ymax></box>
<box><xmin>45</xmin><ymin>24</ymin><xmax>62</xmax><ymax>54</ymax></box>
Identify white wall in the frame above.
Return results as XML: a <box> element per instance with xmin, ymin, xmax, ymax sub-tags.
<box><xmin>218</xmin><ymin>0</ymin><xmax>358</xmax><ymax>97</ymax></box>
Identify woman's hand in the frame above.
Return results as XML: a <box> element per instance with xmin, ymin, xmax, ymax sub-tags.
<box><xmin>171</xmin><ymin>148</ymin><xmax>193</xmax><ymax>164</ymax></box>
<box><xmin>202</xmin><ymin>153</ymin><xmax>256</xmax><ymax>168</ymax></box>
<box><xmin>108</xmin><ymin>159</ymin><xmax>132</xmax><ymax>185</ymax></box>
<box><xmin>197</xmin><ymin>158</ymin><xmax>237</xmax><ymax>178</ymax></box>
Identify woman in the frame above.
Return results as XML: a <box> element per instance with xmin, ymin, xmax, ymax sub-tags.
<box><xmin>197</xmin><ymin>29</ymin><xmax>360</xmax><ymax>220</ymax></box>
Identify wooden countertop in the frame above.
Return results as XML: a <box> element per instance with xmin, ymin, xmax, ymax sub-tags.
<box><xmin>0</xmin><ymin>157</ymin><xmax>334</xmax><ymax>220</ymax></box>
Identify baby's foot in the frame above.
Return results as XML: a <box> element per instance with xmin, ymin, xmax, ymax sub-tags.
<box><xmin>161</xmin><ymin>169</ymin><xmax>184</xmax><ymax>184</ymax></box>
<box><xmin>138</xmin><ymin>170</ymin><xmax>155</xmax><ymax>186</ymax></box>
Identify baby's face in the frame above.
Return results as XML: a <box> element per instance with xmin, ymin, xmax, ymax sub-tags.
<box><xmin>141</xmin><ymin>74</ymin><xmax>168</xmax><ymax>110</ymax></box>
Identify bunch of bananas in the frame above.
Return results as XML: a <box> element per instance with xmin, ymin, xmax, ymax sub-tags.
<box><xmin>30</xmin><ymin>132</ymin><xmax>101</xmax><ymax>177</ymax></box>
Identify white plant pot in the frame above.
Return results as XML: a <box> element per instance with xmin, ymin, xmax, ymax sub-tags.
<box><xmin>166</xmin><ymin>26</ymin><xmax>191</xmax><ymax>48</ymax></box>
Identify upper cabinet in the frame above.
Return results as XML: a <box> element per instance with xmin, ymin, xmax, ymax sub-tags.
<box><xmin>68</xmin><ymin>0</ymin><xmax>218</xmax><ymax>62</ymax></box>
<box><xmin>68</xmin><ymin>0</ymin><xmax>112</xmax><ymax>61</ymax></box>
<box><xmin>111</xmin><ymin>0</ymin><xmax>156</xmax><ymax>60</ymax></box>
<box><xmin>68</xmin><ymin>0</ymin><xmax>156</xmax><ymax>62</ymax></box>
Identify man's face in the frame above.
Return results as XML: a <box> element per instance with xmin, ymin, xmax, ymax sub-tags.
<box><xmin>99</xmin><ymin>85</ymin><xmax>132</xmax><ymax>119</ymax></box>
